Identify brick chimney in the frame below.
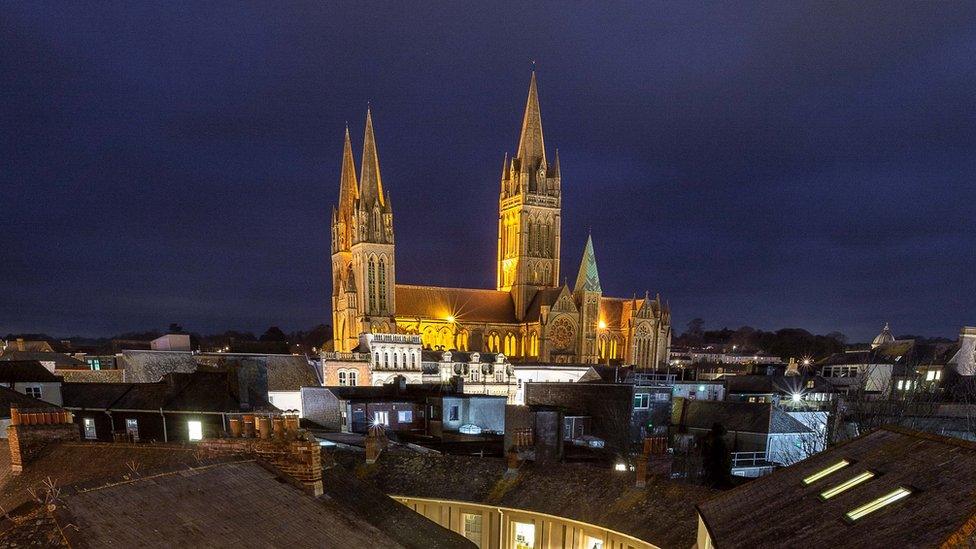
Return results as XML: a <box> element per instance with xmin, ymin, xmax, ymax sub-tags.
<box><xmin>6</xmin><ymin>404</ymin><xmax>80</xmax><ymax>474</ymax></box>
<box><xmin>365</xmin><ymin>423</ymin><xmax>387</xmax><ymax>464</ymax></box>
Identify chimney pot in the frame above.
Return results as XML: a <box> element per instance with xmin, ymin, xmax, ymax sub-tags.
<box><xmin>228</xmin><ymin>418</ymin><xmax>242</xmax><ymax>438</ymax></box>
<box><xmin>258</xmin><ymin>417</ymin><xmax>271</xmax><ymax>440</ymax></box>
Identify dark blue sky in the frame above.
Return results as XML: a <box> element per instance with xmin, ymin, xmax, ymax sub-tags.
<box><xmin>3</xmin><ymin>2</ymin><xmax>975</xmax><ymax>340</ymax></box>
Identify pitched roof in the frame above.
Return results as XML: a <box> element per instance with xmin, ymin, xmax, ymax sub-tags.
<box><xmin>395</xmin><ymin>284</ymin><xmax>517</xmax><ymax>324</ymax></box>
<box><xmin>671</xmin><ymin>398</ymin><xmax>812</xmax><ymax>435</ymax></box>
<box><xmin>345</xmin><ymin>452</ymin><xmax>714</xmax><ymax>548</ymax></box>
<box><xmin>54</xmin><ymin>368</ymin><xmax>125</xmax><ymax>383</ymax></box>
<box><xmin>359</xmin><ymin>107</ymin><xmax>385</xmax><ymax>208</ymax></box>
<box><xmin>0</xmin><ymin>351</ymin><xmax>85</xmax><ymax>368</ymax></box>
<box><xmin>0</xmin><ymin>385</ymin><xmax>50</xmax><ymax>419</ymax></box>
<box><xmin>264</xmin><ymin>355</ymin><xmax>320</xmax><ymax>391</ymax></box>
<box><xmin>119</xmin><ymin>350</ymin><xmax>197</xmax><ymax>383</ymax></box>
<box><xmin>698</xmin><ymin>426</ymin><xmax>976</xmax><ymax>547</ymax></box>
<box><xmin>516</xmin><ymin>71</ymin><xmax>546</xmax><ymax>168</ymax></box>
<box><xmin>2</xmin><ymin>340</ymin><xmax>54</xmax><ymax>352</ymax></box>
<box><xmin>0</xmin><ymin>360</ymin><xmax>61</xmax><ymax>383</ymax></box>
<box><xmin>573</xmin><ymin>235</ymin><xmax>601</xmax><ymax>293</ymax></box>
<box><xmin>523</xmin><ymin>286</ymin><xmax>564</xmax><ymax>322</ymax></box>
<box><xmin>723</xmin><ymin>374</ymin><xmax>834</xmax><ymax>395</ymax></box>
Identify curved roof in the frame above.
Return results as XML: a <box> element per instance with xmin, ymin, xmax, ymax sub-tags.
<box><xmin>872</xmin><ymin>322</ymin><xmax>895</xmax><ymax>348</ymax></box>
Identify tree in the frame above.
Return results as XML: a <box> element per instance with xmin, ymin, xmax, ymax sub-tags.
<box><xmin>700</xmin><ymin>423</ymin><xmax>732</xmax><ymax>488</ymax></box>
<box><xmin>168</xmin><ymin>323</ymin><xmax>185</xmax><ymax>334</ymax></box>
<box><xmin>259</xmin><ymin>326</ymin><xmax>288</xmax><ymax>342</ymax></box>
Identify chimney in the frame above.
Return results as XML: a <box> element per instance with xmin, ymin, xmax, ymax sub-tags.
<box><xmin>6</xmin><ymin>404</ymin><xmax>80</xmax><ymax>474</ymax></box>
<box><xmin>365</xmin><ymin>423</ymin><xmax>387</xmax><ymax>464</ymax></box>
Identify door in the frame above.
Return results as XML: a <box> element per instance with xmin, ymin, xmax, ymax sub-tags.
<box><xmin>125</xmin><ymin>418</ymin><xmax>139</xmax><ymax>442</ymax></box>
<box><xmin>83</xmin><ymin>417</ymin><xmax>97</xmax><ymax>439</ymax></box>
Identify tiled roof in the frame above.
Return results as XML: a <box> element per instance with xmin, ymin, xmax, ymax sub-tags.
<box><xmin>0</xmin><ymin>385</ymin><xmax>49</xmax><ymax>419</ymax></box>
<box><xmin>54</xmin><ymin>368</ymin><xmax>124</xmax><ymax>383</ymax></box>
<box><xmin>263</xmin><ymin>355</ymin><xmax>320</xmax><ymax>391</ymax></box>
<box><xmin>344</xmin><ymin>452</ymin><xmax>714</xmax><ymax>548</ymax></box>
<box><xmin>119</xmin><ymin>350</ymin><xmax>197</xmax><ymax>383</ymax></box>
<box><xmin>0</xmin><ymin>360</ymin><xmax>61</xmax><ymax>383</ymax></box>
<box><xmin>698</xmin><ymin>426</ymin><xmax>976</xmax><ymax>547</ymax></box>
<box><xmin>395</xmin><ymin>284</ymin><xmax>517</xmax><ymax>324</ymax></box>
<box><xmin>523</xmin><ymin>286</ymin><xmax>563</xmax><ymax>322</ymax></box>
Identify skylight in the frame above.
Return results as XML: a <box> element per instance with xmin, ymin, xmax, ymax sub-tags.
<box><xmin>802</xmin><ymin>459</ymin><xmax>851</xmax><ymax>485</ymax></box>
<box><xmin>845</xmin><ymin>488</ymin><xmax>912</xmax><ymax>521</ymax></box>
<box><xmin>820</xmin><ymin>471</ymin><xmax>875</xmax><ymax>499</ymax></box>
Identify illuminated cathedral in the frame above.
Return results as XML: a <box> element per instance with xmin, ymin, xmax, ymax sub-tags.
<box><xmin>330</xmin><ymin>72</ymin><xmax>671</xmax><ymax>367</ymax></box>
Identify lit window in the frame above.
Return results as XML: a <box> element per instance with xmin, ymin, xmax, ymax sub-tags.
<box><xmin>24</xmin><ymin>386</ymin><xmax>42</xmax><ymax>399</ymax></box>
<box><xmin>398</xmin><ymin>410</ymin><xmax>412</xmax><ymax>423</ymax></box>
<box><xmin>936</xmin><ymin>370</ymin><xmax>942</xmax><ymax>380</ymax></box>
<box><xmin>807</xmin><ymin>380</ymin><xmax>815</xmax><ymax>389</ymax></box>
<box><xmin>926</xmin><ymin>370</ymin><xmax>936</xmax><ymax>381</ymax></box>
<box><xmin>820</xmin><ymin>471</ymin><xmax>875</xmax><ymax>499</ymax></box>
<box><xmin>187</xmin><ymin>420</ymin><xmax>203</xmax><ymax>441</ymax></box>
<box><xmin>803</xmin><ymin>459</ymin><xmax>851</xmax><ymax>485</ymax></box>
<box><xmin>449</xmin><ymin>405</ymin><xmax>459</xmax><ymax>421</ymax></box>
<box><xmin>514</xmin><ymin>522</ymin><xmax>536</xmax><ymax>549</ymax></box>
<box><xmin>634</xmin><ymin>394</ymin><xmax>650</xmax><ymax>409</ymax></box>
<box><xmin>897</xmin><ymin>380</ymin><xmax>905</xmax><ymax>390</ymax></box>
<box><xmin>83</xmin><ymin>417</ymin><xmax>97</xmax><ymax>439</ymax></box>
<box><xmin>845</xmin><ymin>487</ymin><xmax>911</xmax><ymax>521</ymax></box>
<box><xmin>462</xmin><ymin>513</ymin><xmax>482</xmax><ymax>545</ymax></box>
<box><xmin>125</xmin><ymin>418</ymin><xmax>140</xmax><ymax>442</ymax></box>
<box><xmin>373</xmin><ymin>411</ymin><xmax>389</xmax><ymax>425</ymax></box>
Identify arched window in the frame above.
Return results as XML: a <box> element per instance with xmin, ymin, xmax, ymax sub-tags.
<box><xmin>531</xmin><ymin>332</ymin><xmax>539</xmax><ymax>356</ymax></box>
<box><xmin>367</xmin><ymin>258</ymin><xmax>377</xmax><ymax>313</ymax></box>
<box><xmin>599</xmin><ymin>335</ymin><xmax>609</xmax><ymax>359</ymax></box>
<box><xmin>349</xmin><ymin>371</ymin><xmax>357</xmax><ymax>386</ymax></box>
<box><xmin>610</xmin><ymin>337</ymin><xmax>618</xmax><ymax>359</ymax></box>
<box><xmin>393</xmin><ymin>352</ymin><xmax>399</xmax><ymax>369</ymax></box>
<box><xmin>338</xmin><ymin>371</ymin><xmax>347</xmax><ymax>386</ymax></box>
<box><xmin>378</xmin><ymin>258</ymin><xmax>387</xmax><ymax>311</ymax></box>
<box><xmin>374</xmin><ymin>352</ymin><xmax>380</xmax><ymax>365</ymax></box>
<box><xmin>504</xmin><ymin>334</ymin><xmax>518</xmax><ymax>356</ymax></box>
<box><xmin>409</xmin><ymin>353</ymin><xmax>415</xmax><ymax>369</ymax></box>
<box><xmin>384</xmin><ymin>352</ymin><xmax>390</xmax><ymax>369</ymax></box>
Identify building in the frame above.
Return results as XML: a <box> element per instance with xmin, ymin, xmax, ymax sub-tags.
<box><xmin>61</xmin><ymin>370</ymin><xmax>275</xmax><ymax>443</ymax></box>
<box><xmin>723</xmin><ymin>373</ymin><xmax>835</xmax><ymax>406</ymax></box>
<box><xmin>696</xmin><ymin>426</ymin><xmax>976</xmax><ymax>548</ymax></box>
<box><xmin>321</xmin><ymin>332</ymin><xmax>426</xmax><ymax>387</ymax></box>
<box><xmin>150</xmin><ymin>333</ymin><xmax>192</xmax><ymax>351</ymax></box>
<box><xmin>0</xmin><ymin>385</ymin><xmax>52</xmax><ymax>435</ymax></box>
<box><xmin>330</xmin><ymin>72</ymin><xmax>671</xmax><ymax>367</ymax></box>
<box><xmin>0</xmin><ymin>360</ymin><xmax>63</xmax><ymax>406</ymax></box>
<box><xmin>0</xmin><ymin>349</ymin><xmax>87</xmax><ymax>372</ymax></box>
<box><xmin>1</xmin><ymin>413</ymin><xmax>471</xmax><ymax>548</ymax></box>
<box><xmin>670</xmin><ymin>398</ymin><xmax>820</xmax><ymax>477</ymax></box>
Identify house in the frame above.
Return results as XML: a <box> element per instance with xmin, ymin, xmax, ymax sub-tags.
<box><xmin>61</xmin><ymin>370</ymin><xmax>275</xmax><ymax>442</ymax></box>
<box><xmin>0</xmin><ymin>385</ymin><xmax>54</xmax><ymax>435</ymax></box>
<box><xmin>302</xmin><ymin>378</ymin><xmax>505</xmax><ymax>440</ymax></box>
<box><xmin>723</xmin><ymin>373</ymin><xmax>835</xmax><ymax>406</ymax></box>
<box><xmin>150</xmin><ymin>333</ymin><xmax>192</xmax><ymax>351</ymax></box>
<box><xmin>697</xmin><ymin>426</ymin><xmax>976</xmax><ymax>548</ymax></box>
<box><xmin>1</xmin><ymin>414</ymin><xmax>472</xmax><ymax>548</ymax></box>
<box><xmin>671</xmin><ymin>379</ymin><xmax>726</xmax><ymax>401</ymax></box>
<box><xmin>671</xmin><ymin>398</ymin><xmax>820</xmax><ymax>477</ymax></box>
<box><xmin>0</xmin><ymin>360</ymin><xmax>64</xmax><ymax>406</ymax></box>
<box><xmin>423</xmin><ymin>350</ymin><xmax>515</xmax><ymax>400</ymax></box>
<box><xmin>263</xmin><ymin>354</ymin><xmax>321</xmax><ymax>414</ymax></box>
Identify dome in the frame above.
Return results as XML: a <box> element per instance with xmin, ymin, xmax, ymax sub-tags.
<box><xmin>871</xmin><ymin>322</ymin><xmax>895</xmax><ymax>349</ymax></box>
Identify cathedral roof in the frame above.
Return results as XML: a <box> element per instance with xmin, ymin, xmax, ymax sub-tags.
<box><xmin>523</xmin><ymin>286</ymin><xmax>565</xmax><ymax>322</ymax></box>
<box><xmin>573</xmin><ymin>235</ymin><xmax>602</xmax><ymax>293</ymax></box>
<box><xmin>395</xmin><ymin>284</ymin><xmax>517</xmax><ymax>324</ymax></box>
<box><xmin>516</xmin><ymin>70</ymin><xmax>546</xmax><ymax>170</ymax></box>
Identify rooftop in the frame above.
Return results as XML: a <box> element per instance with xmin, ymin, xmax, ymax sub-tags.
<box><xmin>671</xmin><ymin>398</ymin><xmax>812</xmax><ymax>435</ymax></box>
<box><xmin>698</xmin><ymin>426</ymin><xmax>976</xmax><ymax>547</ymax></box>
<box><xmin>0</xmin><ymin>360</ymin><xmax>62</xmax><ymax>383</ymax></box>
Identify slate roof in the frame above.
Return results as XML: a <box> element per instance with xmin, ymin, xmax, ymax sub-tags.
<box><xmin>62</xmin><ymin>371</ymin><xmax>275</xmax><ymax>413</ymax></box>
<box><xmin>54</xmin><ymin>368</ymin><xmax>124</xmax><ymax>383</ymax></box>
<box><xmin>0</xmin><ymin>385</ymin><xmax>49</xmax><ymax>419</ymax></box>
<box><xmin>523</xmin><ymin>286</ymin><xmax>564</xmax><ymax>322</ymax></box>
<box><xmin>698</xmin><ymin>426</ymin><xmax>976</xmax><ymax>548</ymax></box>
<box><xmin>671</xmin><ymin>398</ymin><xmax>812</xmax><ymax>435</ymax></box>
<box><xmin>395</xmin><ymin>284</ymin><xmax>518</xmax><ymax>324</ymax></box>
<box><xmin>343</xmin><ymin>451</ymin><xmax>715</xmax><ymax>548</ymax></box>
<box><xmin>0</xmin><ymin>351</ymin><xmax>85</xmax><ymax>368</ymax></box>
<box><xmin>1</xmin><ymin>340</ymin><xmax>54</xmax><ymax>353</ymax></box>
<box><xmin>0</xmin><ymin>360</ymin><xmax>61</xmax><ymax>383</ymax></box>
<box><xmin>263</xmin><ymin>355</ymin><xmax>320</xmax><ymax>391</ymax></box>
<box><xmin>119</xmin><ymin>350</ymin><xmax>197</xmax><ymax>383</ymax></box>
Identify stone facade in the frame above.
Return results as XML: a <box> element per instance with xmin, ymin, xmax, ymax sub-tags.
<box><xmin>330</xmin><ymin>72</ymin><xmax>671</xmax><ymax>368</ymax></box>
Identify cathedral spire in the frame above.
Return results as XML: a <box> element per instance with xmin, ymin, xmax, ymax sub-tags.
<box><xmin>338</xmin><ymin>125</ymin><xmax>359</xmax><ymax>217</ymax></box>
<box><xmin>359</xmin><ymin>107</ymin><xmax>385</xmax><ymax>207</ymax></box>
<box><xmin>516</xmin><ymin>70</ymin><xmax>546</xmax><ymax>169</ymax></box>
<box><xmin>574</xmin><ymin>235</ymin><xmax>602</xmax><ymax>293</ymax></box>
<box><xmin>552</xmin><ymin>148</ymin><xmax>561</xmax><ymax>178</ymax></box>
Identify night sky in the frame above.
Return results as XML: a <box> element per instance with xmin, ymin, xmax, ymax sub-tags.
<box><xmin>3</xmin><ymin>3</ymin><xmax>975</xmax><ymax>341</ymax></box>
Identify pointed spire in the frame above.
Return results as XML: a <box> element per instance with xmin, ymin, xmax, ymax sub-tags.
<box><xmin>552</xmin><ymin>148</ymin><xmax>560</xmax><ymax>178</ymax></box>
<box><xmin>573</xmin><ymin>235</ymin><xmax>602</xmax><ymax>293</ymax></box>
<box><xmin>338</xmin><ymin>125</ymin><xmax>359</xmax><ymax>218</ymax></box>
<box><xmin>516</xmin><ymin>70</ymin><xmax>546</xmax><ymax>169</ymax></box>
<box><xmin>501</xmin><ymin>152</ymin><xmax>510</xmax><ymax>180</ymax></box>
<box><xmin>359</xmin><ymin>107</ymin><xmax>385</xmax><ymax>207</ymax></box>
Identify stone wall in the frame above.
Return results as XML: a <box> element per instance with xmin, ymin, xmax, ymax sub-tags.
<box><xmin>196</xmin><ymin>437</ymin><xmax>323</xmax><ymax>496</ymax></box>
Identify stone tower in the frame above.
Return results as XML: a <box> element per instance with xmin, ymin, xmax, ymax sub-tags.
<box><xmin>497</xmin><ymin>71</ymin><xmax>562</xmax><ymax>320</ymax></box>
<box><xmin>573</xmin><ymin>235</ymin><xmax>602</xmax><ymax>363</ymax></box>
<box><xmin>331</xmin><ymin>108</ymin><xmax>396</xmax><ymax>352</ymax></box>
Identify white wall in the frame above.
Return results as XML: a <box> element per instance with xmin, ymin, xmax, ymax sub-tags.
<box><xmin>268</xmin><ymin>391</ymin><xmax>303</xmax><ymax>416</ymax></box>
<box><xmin>512</xmin><ymin>366</ymin><xmax>592</xmax><ymax>404</ymax></box>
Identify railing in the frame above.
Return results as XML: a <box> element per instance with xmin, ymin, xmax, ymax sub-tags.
<box><xmin>730</xmin><ymin>451</ymin><xmax>771</xmax><ymax>468</ymax></box>
<box><xmin>370</xmin><ymin>333</ymin><xmax>422</xmax><ymax>344</ymax></box>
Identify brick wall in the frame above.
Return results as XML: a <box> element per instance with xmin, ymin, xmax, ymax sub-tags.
<box><xmin>7</xmin><ymin>422</ymin><xmax>81</xmax><ymax>473</ymax></box>
<box><xmin>197</xmin><ymin>437</ymin><xmax>323</xmax><ymax>496</ymax></box>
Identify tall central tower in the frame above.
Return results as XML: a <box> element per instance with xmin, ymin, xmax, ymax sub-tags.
<box><xmin>497</xmin><ymin>71</ymin><xmax>562</xmax><ymax>320</ymax></box>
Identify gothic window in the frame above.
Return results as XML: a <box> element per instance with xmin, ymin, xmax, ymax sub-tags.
<box><xmin>378</xmin><ymin>258</ymin><xmax>387</xmax><ymax>311</ymax></box>
<box><xmin>541</xmin><ymin>224</ymin><xmax>549</xmax><ymax>257</ymax></box>
<box><xmin>393</xmin><ymin>352</ymin><xmax>399</xmax><ymax>369</ymax></box>
<box><xmin>527</xmin><ymin>222</ymin><xmax>534</xmax><ymax>254</ymax></box>
<box><xmin>530</xmin><ymin>332</ymin><xmax>539</xmax><ymax>356</ymax></box>
<box><xmin>384</xmin><ymin>352</ymin><xmax>390</xmax><ymax>369</ymax></box>
<box><xmin>456</xmin><ymin>329</ymin><xmax>469</xmax><ymax>351</ymax></box>
<box><xmin>610</xmin><ymin>337</ymin><xmax>618</xmax><ymax>359</ymax></box>
<box><xmin>544</xmin><ymin>264</ymin><xmax>552</xmax><ymax>285</ymax></box>
<box><xmin>368</xmin><ymin>258</ymin><xmax>377</xmax><ymax>313</ymax></box>
<box><xmin>346</xmin><ymin>264</ymin><xmax>355</xmax><ymax>288</ymax></box>
<box><xmin>487</xmin><ymin>332</ymin><xmax>501</xmax><ymax>353</ymax></box>
<box><xmin>504</xmin><ymin>334</ymin><xmax>517</xmax><ymax>356</ymax></box>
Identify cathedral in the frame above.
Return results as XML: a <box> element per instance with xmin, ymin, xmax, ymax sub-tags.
<box><xmin>330</xmin><ymin>72</ymin><xmax>671</xmax><ymax>367</ymax></box>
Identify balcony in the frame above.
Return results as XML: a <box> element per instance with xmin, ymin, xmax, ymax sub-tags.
<box><xmin>321</xmin><ymin>351</ymin><xmax>371</xmax><ymax>362</ymax></box>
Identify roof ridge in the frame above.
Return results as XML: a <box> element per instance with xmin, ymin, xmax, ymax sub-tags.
<box><xmin>395</xmin><ymin>283</ymin><xmax>508</xmax><ymax>293</ymax></box>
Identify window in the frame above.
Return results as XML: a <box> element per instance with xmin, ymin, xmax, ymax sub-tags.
<box><xmin>897</xmin><ymin>379</ymin><xmax>905</xmax><ymax>390</ymax></box>
<box><xmin>338</xmin><ymin>371</ymin><xmax>348</xmax><ymax>385</ymax></box>
<box><xmin>378</xmin><ymin>259</ymin><xmax>387</xmax><ymax>311</ymax></box>
<box><xmin>398</xmin><ymin>410</ymin><xmax>413</xmax><ymax>423</ymax></box>
<box><xmin>24</xmin><ymin>386</ymin><xmax>42</xmax><ymax>399</ymax></box>
<box><xmin>462</xmin><ymin>513</ymin><xmax>483</xmax><ymax>547</ymax></box>
<box><xmin>373</xmin><ymin>411</ymin><xmax>390</xmax><ymax>425</ymax></box>
<box><xmin>87</xmin><ymin>358</ymin><xmax>101</xmax><ymax>370</ymax></box>
<box><xmin>634</xmin><ymin>393</ymin><xmax>650</xmax><ymax>409</ymax></box>
<box><xmin>845</xmin><ymin>487</ymin><xmax>911</xmax><ymax>521</ymax></box>
<box><xmin>926</xmin><ymin>370</ymin><xmax>937</xmax><ymax>381</ymax></box>
<box><xmin>125</xmin><ymin>418</ymin><xmax>140</xmax><ymax>442</ymax></box>
<box><xmin>514</xmin><ymin>522</ymin><xmax>536</xmax><ymax>549</ymax></box>
<box><xmin>368</xmin><ymin>258</ymin><xmax>377</xmax><ymax>313</ymax></box>
<box><xmin>348</xmin><ymin>371</ymin><xmax>357</xmax><ymax>386</ymax></box>
<box><xmin>449</xmin><ymin>405</ymin><xmax>459</xmax><ymax>421</ymax></box>
<box><xmin>187</xmin><ymin>420</ymin><xmax>203</xmax><ymax>441</ymax></box>
<box><xmin>83</xmin><ymin>417</ymin><xmax>97</xmax><ymax>439</ymax></box>
<box><xmin>820</xmin><ymin>471</ymin><xmax>875</xmax><ymax>499</ymax></box>
<box><xmin>806</xmin><ymin>380</ymin><xmax>815</xmax><ymax>388</ymax></box>
<box><xmin>803</xmin><ymin>459</ymin><xmax>850</xmax><ymax>485</ymax></box>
